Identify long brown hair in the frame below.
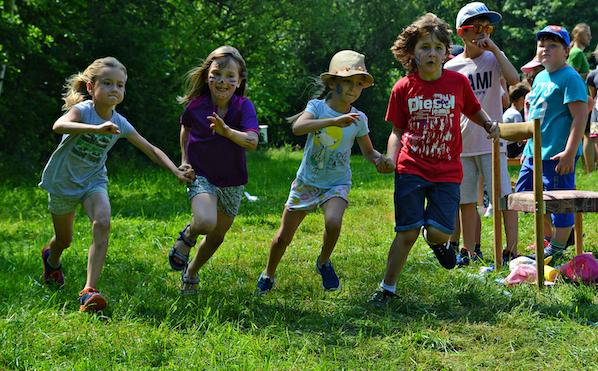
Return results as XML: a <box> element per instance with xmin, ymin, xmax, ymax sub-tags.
<box><xmin>178</xmin><ymin>45</ymin><xmax>248</xmax><ymax>105</ymax></box>
<box><xmin>391</xmin><ymin>13</ymin><xmax>452</xmax><ymax>73</ymax></box>
<box><xmin>62</xmin><ymin>57</ymin><xmax>127</xmax><ymax>111</ymax></box>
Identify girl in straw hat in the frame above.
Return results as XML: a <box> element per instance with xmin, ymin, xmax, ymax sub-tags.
<box><xmin>256</xmin><ymin>50</ymin><xmax>394</xmax><ymax>294</ymax></box>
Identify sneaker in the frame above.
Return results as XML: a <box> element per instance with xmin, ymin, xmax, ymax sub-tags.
<box><xmin>368</xmin><ymin>287</ymin><xmax>398</xmax><ymax>308</ymax></box>
<box><xmin>449</xmin><ymin>241</ymin><xmax>459</xmax><ymax>253</ymax></box>
<box><xmin>472</xmin><ymin>245</ymin><xmax>484</xmax><ymax>262</ymax></box>
<box><xmin>41</xmin><ymin>246</ymin><xmax>64</xmax><ymax>286</ymax></box>
<box><xmin>502</xmin><ymin>249</ymin><xmax>518</xmax><ymax>266</ymax></box>
<box><xmin>529</xmin><ymin>244</ymin><xmax>566</xmax><ymax>261</ymax></box>
<box><xmin>255</xmin><ymin>272</ymin><xmax>275</xmax><ymax>295</ymax></box>
<box><xmin>316</xmin><ymin>257</ymin><xmax>340</xmax><ymax>291</ymax></box>
<box><xmin>430</xmin><ymin>242</ymin><xmax>457</xmax><ymax>269</ymax></box>
<box><xmin>483</xmin><ymin>203</ymin><xmax>493</xmax><ymax>218</ymax></box>
<box><xmin>456</xmin><ymin>248</ymin><xmax>470</xmax><ymax>267</ymax></box>
<box><xmin>78</xmin><ymin>288</ymin><xmax>106</xmax><ymax>312</ymax></box>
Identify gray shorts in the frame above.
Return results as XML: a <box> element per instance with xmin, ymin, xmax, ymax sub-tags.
<box><xmin>460</xmin><ymin>153</ymin><xmax>512</xmax><ymax>204</ymax></box>
<box><xmin>188</xmin><ymin>176</ymin><xmax>244</xmax><ymax>217</ymax></box>
<box><xmin>47</xmin><ymin>184</ymin><xmax>108</xmax><ymax>215</ymax></box>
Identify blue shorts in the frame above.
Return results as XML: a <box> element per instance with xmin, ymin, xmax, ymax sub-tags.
<box><xmin>514</xmin><ymin>157</ymin><xmax>577</xmax><ymax>228</ymax></box>
<box><xmin>393</xmin><ymin>173</ymin><xmax>460</xmax><ymax>234</ymax></box>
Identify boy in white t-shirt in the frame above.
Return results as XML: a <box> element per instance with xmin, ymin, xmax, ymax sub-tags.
<box><xmin>503</xmin><ymin>82</ymin><xmax>530</xmax><ymax>159</ymax></box>
<box><xmin>444</xmin><ymin>2</ymin><xmax>520</xmax><ymax>266</ymax></box>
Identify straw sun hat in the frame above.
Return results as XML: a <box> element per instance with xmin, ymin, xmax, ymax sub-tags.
<box><xmin>320</xmin><ymin>50</ymin><xmax>374</xmax><ymax>87</ymax></box>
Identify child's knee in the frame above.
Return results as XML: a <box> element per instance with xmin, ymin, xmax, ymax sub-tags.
<box><xmin>92</xmin><ymin>217</ymin><xmax>110</xmax><ymax>233</ymax></box>
<box><xmin>324</xmin><ymin>216</ymin><xmax>343</xmax><ymax>233</ymax></box>
<box><xmin>190</xmin><ymin>218</ymin><xmax>217</xmax><ymax>236</ymax></box>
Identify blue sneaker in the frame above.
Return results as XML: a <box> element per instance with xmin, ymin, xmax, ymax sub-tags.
<box><xmin>456</xmin><ymin>249</ymin><xmax>470</xmax><ymax>267</ymax></box>
<box><xmin>472</xmin><ymin>245</ymin><xmax>484</xmax><ymax>262</ymax></box>
<box><xmin>316</xmin><ymin>257</ymin><xmax>340</xmax><ymax>291</ymax></box>
<box><xmin>529</xmin><ymin>244</ymin><xmax>566</xmax><ymax>261</ymax></box>
<box><xmin>255</xmin><ymin>272</ymin><xmax>275</xmax><ymax>295</ymax></box>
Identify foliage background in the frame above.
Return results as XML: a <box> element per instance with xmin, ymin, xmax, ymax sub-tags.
<box><xmin>1</xmin><ymin>0</ymin><xmax>597</xmax><ymax>178</ymax></box>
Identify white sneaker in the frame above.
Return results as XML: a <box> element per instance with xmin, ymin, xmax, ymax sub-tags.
<box><xmin>484</xmin><ymin>203</ymin><xmax>493</xmax><ymax>217</ymax></box>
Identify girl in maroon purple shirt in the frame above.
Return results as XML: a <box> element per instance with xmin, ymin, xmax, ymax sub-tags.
<box><xmin>168</xmin><ymin>46</ymin><xmax>259</xmax><ymax>295</ymax></box>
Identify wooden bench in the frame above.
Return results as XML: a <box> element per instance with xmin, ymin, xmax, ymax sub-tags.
<box><xmin>491</xmin><ymin>120</ymin><xmax>598</xmax><ymax>287</ymax></box>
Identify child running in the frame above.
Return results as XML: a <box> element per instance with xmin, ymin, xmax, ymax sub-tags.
<box><xmin>39</xmin><ymin>57</ymin><xmax>194</xmax><ymax>312</ymax></box>
<box><xmin>369</xmin><ymin>13</ymin><xmax>498</xmax><ymax>306</ymax></box>
<box><xmin>168</xmin><ymin>46</ymin><xmax>259</xmax><ymax>295</ymax></box>
<box><xmin>255</xmin><ymin>50</ymin><xmax>394</xmax><ymax>294</ymax></box>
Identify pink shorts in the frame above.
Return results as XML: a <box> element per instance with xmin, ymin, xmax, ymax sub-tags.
<box><xmin>285</xmin><ymin>179</ymin><xmax>350</xmax><ymax>211</ymax></box>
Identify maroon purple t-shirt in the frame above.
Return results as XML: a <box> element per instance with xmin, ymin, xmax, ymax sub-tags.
<box><xmin>180</xmin><ymin>95</ymin><xmax>259</xmax><ymax>187</ymax></box>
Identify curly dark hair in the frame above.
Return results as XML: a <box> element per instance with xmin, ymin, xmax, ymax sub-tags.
<box><xmin>391</xmin><ymin>13</ymin><xmax>452</xmax><ymax>73</ymax></box>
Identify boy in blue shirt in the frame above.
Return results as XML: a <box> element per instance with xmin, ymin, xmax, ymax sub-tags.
<box><xmin>515</xmin><ymin>25</ymin><xmax>588</xmax><ymax>261</ymax></box>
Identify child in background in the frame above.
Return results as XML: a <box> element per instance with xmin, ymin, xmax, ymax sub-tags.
<box><xmin>168</xmin><ymin>46</ymin><xmax>259</xmax><ymax>295</ymax></box>
<box><xmin>369</xmin><ymin>13</ymin><xmax>498</xmax><ymax>306</ymax></box>
<box><xmin>503</xmin><ymin>82</ymin><xmax>530</xmax><ymax>159</ymax></box>
<box><xmin>39</xmin><ymin>57</ymin><xmax>194</xmax><ymax>312</ymax></box>
<box><xmin>255</xmin><ymin>50</ymin><xmax>394</xmax><ymax>294</ymax></box>
<box><xmin>444</xmin><ymin>2</ymin><xmax>520</xmax><ymax>266</ymax></box>
<box><xmin>515</xmin><ymin>26</ymin><xmax>588</xmax><ymax>261</ymax></box>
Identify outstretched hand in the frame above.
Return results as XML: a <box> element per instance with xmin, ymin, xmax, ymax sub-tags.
<box><xmin>375</xmin><ymin>155</ymin><xmax>395</xmax><ymax>173</ymax></box>
<box><xmin>96</xmin><ymin>122</ymin><xmax>120</xmax><ymax>135</ymax></box>
<box><xmin>207</xmin><ymin>112</ymin><xmax>230</xmax><ymax>137</ymax></box>
<box><xmin>332</xmin><ymin>113</ymin><xmax>361</xmax><ymax>128</ymax></box>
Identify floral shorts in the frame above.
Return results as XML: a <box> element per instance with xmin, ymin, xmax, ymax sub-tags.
<box><xmin>187</xmin><ymin>176</ymin><xmax>244</xmax><ymax>217</ymax></box>
<box><xmin>285</xmin><ymin>179</ymin><xmax>350</xmax><ymax>211</ymax></box>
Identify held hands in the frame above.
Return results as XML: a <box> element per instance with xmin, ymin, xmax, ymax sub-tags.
<box><xmin>176</xmin><ymin>163</ymin><xmax>196</xmax><ymax>183</ymax></box>
<box><xmin>96</xmin><ymin>122</ymin><xmax>120</xmax><ymax>135</ymax></box>
<box><xmin>484</xmin><ymin>121</ymin><xmax>500</xmax><ymax>140</ymax></box>
<box><xmin>551</xmin><ymin>151</ymin><xmax>576</xmax><ymax>175</ymax></box>
<box><xmin>207</xmin><ymin>112</ymin><xmax>230</xmax><ymax>137</ymax></box>
<box><xmin>332</xmin><ymin>113</ymin><xmax>361</xmax><ymax>128</ymax></box>
<box><xmin>375</xmin><ymin>155</ymin><xmax>395</xmax><ymax>173</ymax></box>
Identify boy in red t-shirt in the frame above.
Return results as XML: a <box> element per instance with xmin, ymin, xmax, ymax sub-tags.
<box><xmin>369</xmin><ymin>13</ymin><xmax>498</xmax><ymax>306</ymax></box>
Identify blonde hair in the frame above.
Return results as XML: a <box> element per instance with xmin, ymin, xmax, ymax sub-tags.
<box><xmin>391</xmin><ymin>13</ymin><xmax>452</xmax><ymax>73</ymax></box>
<box><xmin>178</xmin><ymin>45</ymin><xmax>247</xmax><ymax>106</ymax></box>
<box><xmin>570</xmin><ymin>23</ymin><xmax>590</xmax><ymax>45</ymax></box>
<box><xmin>62</xmin><ymin>57</ymin><xmax>127</xmax><ymax>111</ymax></box>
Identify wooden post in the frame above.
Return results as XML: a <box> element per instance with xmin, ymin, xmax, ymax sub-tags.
<box><xmin>492</xmin><ymin>137</ymin><xmax>502</xmax><ymax>269</ymax></box>
<box><xmin>574</xmin><ymin>213</ymin><xmax>583</xmax><ymax>256</ymax></box>
<box><xmin>533</xmin><ymin>119</ymin><xmax>544</xmax><ymax>288</ymax></box>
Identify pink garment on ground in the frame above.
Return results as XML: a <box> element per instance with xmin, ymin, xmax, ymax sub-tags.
<box><xmin>505</xmin><ymin>264</ymin><xmax>537</xmax><ymax>286</ymax></box>
<box><xmin>560</xmin><ymin>253</ymin><xmax>598</xmax><ymax>284</ymax></box>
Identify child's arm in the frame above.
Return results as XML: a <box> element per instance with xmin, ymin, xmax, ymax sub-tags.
<box><xmin>356</xmin><ymin>135</ymin><xmax>394</xmax><ymax>173</ymax></box>
<box><xmin>551</xmin><ymin>101</ymin><xmax>587</xmax><ymax>174</ymax></box>
<box><xmin>207</xmin><ymin>112</ymin><xmax>259</xmax><ymax>150</ymax></box>
<box><xmin>126</xmin><ymin>130</ymin><xmax>195</xmax><ymax>183</ymax></box>
<box><xmin>53</xmin><ymin>108</ymin><xmax>120</xmax><ymax>135</ymax></box>
<box><xmin>179</xmin><ymin>125</ymin><xmax>192</xmax><ymax>170</ymax></box>
<box><xmin>386</xmin><ymin>126</ymin><xmax>404</xmax><ymax>168</ymax></box>
<box><xmin>466</xmin><ymin>110</ymin><xmax>499</xmax><ymax>139</ymax></box>
<box><xmin>292</xmin><ymin>111</ymin><xmax>361</xmax><ymax>136</ymax></box>
<box><xmin>474</xmin><ymin>37</ymin><xmax>519</xmax><ymax>85</ymax></box>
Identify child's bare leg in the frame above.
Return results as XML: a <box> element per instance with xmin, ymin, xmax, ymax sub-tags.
<box><xmin>172</xmin><ymin>193</ymin><xmax>218</xmax><ymax>264</ymax></box>
<box><xmin>460</xmin><ymin>203</ymin><xmax>478</xmax><ymax>254</ymax></box>
<box><xmin>551</xmin><ymin>226</ymin><xmax>573</xmax><ymax>247</ymax></box>
<box><xmin>48</xmin><ymin>212</ymin><xmax>76</xmax><ymax>266</ymax></box>
<box><xmin>318</xmin><ymin>197</ymin><xmax>347</xmax><ymax>264</ymax></box>
<box><xmin>186</xmin><ymin>210</ymin><xmax>234</xmax><ymax>277</ymax></box>
<box><xmin>503</xmin><ymin>210</ymin><xmax>518</xmax><ymax>254</ymax></box>
<box><xmin>82</xmin><ymin>192</ymin><xmax>111</xmax><ymax>289</ymax></box>
<box><xmin>264</xmin><ymin>208</ymin><xmax>307</xmax><ymax>277</ymax></box>
<box><xmin>382</xmin><ymin>229</ymin><xmax>420</xmax><ymax>286</ymax></box>
<box><xmin>449</xmin><ymin>210</ymin><xmax>460</xmax><ymax>246</ymax></box>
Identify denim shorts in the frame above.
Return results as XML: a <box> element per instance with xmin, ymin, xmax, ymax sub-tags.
<box><xmin>48</xmin><ymin>184</ymin><xmax>108</xmax><ymax>215</ymax></box>
<box><xmin>285</xmin><ymin>178</ymin><xmax>350</xmax><ymax>211</ymax></box>
<box><xmin>394</xmin><ymin>173</ymin><xmax>460</xmax><ymax>234</ymax></box>
<box><xmin>514</xmin><ymin>157</ymin><xmax>577</xmax><ymax>227</ymax></box>
<box><xmin>188</xmin><ymin>176</ymin><xmax>244</xmax><ymax>217</ymax></box>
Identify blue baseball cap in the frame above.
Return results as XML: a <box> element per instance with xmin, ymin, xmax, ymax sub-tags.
<box><xmin>536</xmin><ymin>25</ymin><xmax>570</xmax><ymax>46</ymax></box>
<box><xmin>456</xmin><ymin>2</ymin><xmax>502</xmax><ymax>28</ymax></box>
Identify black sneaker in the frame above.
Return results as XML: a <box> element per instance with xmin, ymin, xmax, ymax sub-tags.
<box><xmin>368</xmin><ymin>287</ymin><xmax>398</xmax><ymax>308</ymax></box>
<box><xmin>456</xmin><ymin>248</ymin><xmax>470</xmax><ymax>267</ymax></box>
<box><xmin>430</xmin><ymin>242</ymin><xmax>457</xmax><ymax>269</ymax></box>
<box><xmin>472</xmin><ymin>245</ymin><xmax>484</xmax><ymax>262</ymax></box>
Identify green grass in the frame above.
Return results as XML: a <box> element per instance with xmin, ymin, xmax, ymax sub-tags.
<box><xmin>1</xmin><ymin>149</ymin><xmax>597</xmax><ymax>369</ymax></box>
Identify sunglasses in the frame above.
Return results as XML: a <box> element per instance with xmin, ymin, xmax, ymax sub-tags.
<box><xmin>460</xmin><ymin>24</ymin><xmax>495</xmax><ymax>34</ymax></box>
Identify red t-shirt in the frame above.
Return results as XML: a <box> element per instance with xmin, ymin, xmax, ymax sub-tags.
<box><xmin>385</xmin><ymin>70</ymin><xmax>481</xmax><ymax>183</ymax></box>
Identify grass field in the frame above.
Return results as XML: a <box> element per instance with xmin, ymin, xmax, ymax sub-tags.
<box><xmin>1</xmin><ymin>149</ymin><xmax>597</xmax><ymax>369</ymax></box>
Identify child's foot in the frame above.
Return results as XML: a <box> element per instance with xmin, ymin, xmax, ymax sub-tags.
<box><xmin>79</xmin><ymin>288</ymin><xmax>106</xmax><ymax>312</ymax></box>
<box><xmin>255</xmin><ymin>272</ymin><xmax>275</xmax><ymax>295</ymax></box>
<box><xmin>502</xmin><ymin>249</ymin><xmax>519</xmax><ymax>266</ymax></box>
<box><xmin>168</xmin><ymin>224</ymin><xmax>196</xmax><ymax>271</ymax></box>
<box><xmin>429</xmin><ymin>242</ymin><xmax>456</xmax><ymax>269</ymax></box>
<box><xmin>368</xmin><ymin>287</ymin><xmax>398</xmax><ymax>308</ymax></box>
<box><xmin>41</xmin><ymin>246</ymin><xmax>64</xmax><ymax>286</ymax></box>
<box><xmin>456</xmin><ymin>248</ymin><xmax>470</xmax><ymax>267</ymax></box>
<box><xmin>181</xmin><ymin>265</ymin><xmax>200</xmax><ymax>296</ymax></box>
<box><xmin>316</xmin><ymin>257</ymin><xmax>340</xmax><ymax>291</ymax></box>
<box><xmin>528</xmin><ymin>244</ymin><xmax>566</xmax><ymax>262</ymax></box>
<box><xmin>471</xmin><ymin>245</ymin><xmax>484</xmax><ymax>262</ymax></box>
